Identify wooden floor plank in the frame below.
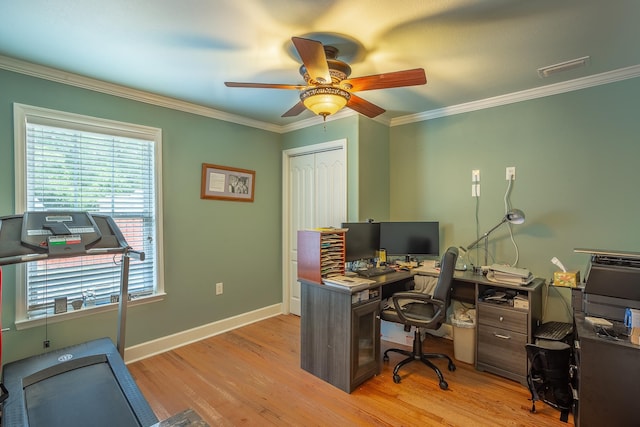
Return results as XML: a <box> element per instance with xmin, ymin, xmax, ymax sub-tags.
<box><xmin>129</xmin><ymin>315</ymin><xmax>573</xmax><ymax>426</ymax></box>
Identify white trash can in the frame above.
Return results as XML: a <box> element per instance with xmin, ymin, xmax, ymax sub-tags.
<box><xmin>451</xmin><ymin>308</ymin><xmax>476</xmax><ymax>364</ymax></box>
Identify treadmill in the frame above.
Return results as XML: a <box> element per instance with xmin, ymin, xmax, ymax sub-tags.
<box><xmin>0</xmin><ymin>212</ymin><xmax>158</xmax><ymax>427</ymax></box>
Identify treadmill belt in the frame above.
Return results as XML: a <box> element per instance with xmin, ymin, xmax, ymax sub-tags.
<box><xmin>1</xmin><ymin>338</ymin><xmax>158</xmax><ymax>427</ymax></box>
<box><xmin>25</xmin><ymin>362</ymin><xmax>139</xmax><ymax>427</ymax></box>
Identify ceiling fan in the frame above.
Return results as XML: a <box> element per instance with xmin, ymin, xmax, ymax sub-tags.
<box><xmin>225</xmin><ymin>37</ymin><xmax>427</xmax><ymax>120</ymax></box>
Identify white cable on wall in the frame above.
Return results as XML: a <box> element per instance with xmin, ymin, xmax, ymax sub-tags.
<box><xmin>503</xmin><ymin>178</ymin><xmax>520</xmax><ymax>267</ymax></box>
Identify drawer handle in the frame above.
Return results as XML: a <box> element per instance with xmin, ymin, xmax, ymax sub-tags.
<box><xmin>499</xmin><ymin>316</ymin><xmax>504</xmax><ymax>322</ymax></box>
<box><xmin>493</xmin><ymin>333</ymin><xmax>511</xmax><ymax>340</ymax></box>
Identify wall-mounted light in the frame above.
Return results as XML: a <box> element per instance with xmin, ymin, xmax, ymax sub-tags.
<box><xmin>465</xmin><ymin>209</ymin><xmax>526</xmax><ymax>268</ymax></box>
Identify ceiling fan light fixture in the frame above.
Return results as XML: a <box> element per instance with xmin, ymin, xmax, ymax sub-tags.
<box><xmin>300</xmin><ymin>87</ymin><xmax>350</xmax><ymax>119</ymax></box>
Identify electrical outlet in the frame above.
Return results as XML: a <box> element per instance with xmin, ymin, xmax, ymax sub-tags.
<box><xmin>472</xmin><ymin>183</ymin><xmax>480</xmax><ymax>197</ymax></box>
<box><xmin>506</xmin><ymin>166</ymin><xmax>516</xmax><ymax>180</ymax></box>
<box><xmin>472</xmin><ymin>169</ymin><xmax>480</xmax><ymax>182</ymax></box>
<box><xmin>215</xmin><ymin>282</ymin><xmax>223</xmax><ymax>295</ymax></box>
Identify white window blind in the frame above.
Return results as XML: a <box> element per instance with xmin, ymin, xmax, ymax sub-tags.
<box><xmin>15</xmin><ymin>105</ymin><xmax>162</xmax><ymax>320</ymax></box>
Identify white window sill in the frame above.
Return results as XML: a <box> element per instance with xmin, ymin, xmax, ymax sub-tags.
<box><xmin>14</xmin><ymin>293</ymin><xmax>166</xmax><ymax>331</ymax></box>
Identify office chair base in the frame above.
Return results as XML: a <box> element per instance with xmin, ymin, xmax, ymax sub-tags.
<box><xmin>383</xmin><ymin>331</ymin><xmax>456</xmax><ymax>390</ymax></box>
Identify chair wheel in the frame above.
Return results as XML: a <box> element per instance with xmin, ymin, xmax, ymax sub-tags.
<box><xmin>448</xmin><ymin>362</ymin><xmax>456</xmax><ymax>372</ymax></box>
<box><xmin>383</xmin><ymin>354</ymin><xmax>389</xmax><ymax>362</ymax></box>
<box><xmin>439</xmin><ymin>380</ymin><xmax>448</xmax><ymax>390</ymax></box>
<box><xmin>393</xmin><ymin>374</ymin><xmax>401</xmax><ymax>384</ymax></box>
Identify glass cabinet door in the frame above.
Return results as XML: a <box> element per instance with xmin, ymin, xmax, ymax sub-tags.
<box><xmin>351</xmin><ymin>299</ymin><xmax>380</xmax><ymax>386</ymax></box>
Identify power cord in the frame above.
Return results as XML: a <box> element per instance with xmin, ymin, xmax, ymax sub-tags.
<box><xmin>472</xmin><ymin>187</ymin><xmax>481</xmax><ymax>266</ymax></box>
<box><xmin>503</xmin><ymin>178</ymin><xmax>521</xmax><ymax>266</ymax></box>
<box><xmin>542</xmin><ymin>281</ymin><xmax>574</xmax><ymax>323</ymax></box>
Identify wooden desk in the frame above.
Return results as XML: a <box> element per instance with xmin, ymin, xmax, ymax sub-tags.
<box><xmin>300</xmin><ymin>270</ymin><xmax>543</xmax><ymax>391</ymax></box>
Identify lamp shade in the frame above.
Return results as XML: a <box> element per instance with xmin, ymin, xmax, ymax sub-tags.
<box><xmin>505</xmin><ymin>209</ymin><xmax>525</xmax><ymax>224</ymax></box>
<box><xmin>300</xmin><ymin>87</ymin><xmax>350</xmax><ymax>118</ymax></box>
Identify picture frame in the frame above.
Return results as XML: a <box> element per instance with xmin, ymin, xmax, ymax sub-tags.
<box><xmin>54</xmin><ymin>296</ymin><xmax>68</xmax><ymax>314</ymax></box>
<box><xmin>201</xmin><ymin>163</ymin><xmax>255</xmax><ymax>202</ymax></box>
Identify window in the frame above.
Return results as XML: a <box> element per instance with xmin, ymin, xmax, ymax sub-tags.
<box><xmin>13</xmin><ymin>104</ymin><xmax>164</xmax><ymax>323</ymax></box>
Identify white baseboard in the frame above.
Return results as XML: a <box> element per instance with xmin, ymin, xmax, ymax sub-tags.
<box><xmin>123</xmin><ymin>303</ymin><xmax>283</xmax><ymax>363</ymax></box>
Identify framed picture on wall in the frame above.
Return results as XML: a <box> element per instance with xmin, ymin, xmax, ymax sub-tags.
<box><xmin>200</xmin><ymin>163</ymin><xmax>255</xmax><ymax>202</ymax></box>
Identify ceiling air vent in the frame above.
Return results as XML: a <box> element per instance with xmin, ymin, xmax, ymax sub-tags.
<box><xmin>537</xmin><ymin>56</ymin><xmax>590</xmax><ymax>78</ymax></box>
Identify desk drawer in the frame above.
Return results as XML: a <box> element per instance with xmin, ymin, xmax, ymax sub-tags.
<box><xmin>477</xmin><ymin>324</ymin><xmax>527</xmax><ymax>377</ymax></box>
<box><xmin>478</xmin><ymin>303</ymin><xmax>527</xmax><ymax>332</ymax></box>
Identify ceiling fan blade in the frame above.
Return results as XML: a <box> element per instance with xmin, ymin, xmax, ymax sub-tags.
<box><xmin>347</xmin><ymin>94</ymin><xmax>386</xmax><ymax>118</ymax></box>
<box><xmin>225</xmin><ymin>82</ymin><xmax>305</xmax><ymax>90</ymax></box>
<box><xmin>292</xmin><ymin>37</ymin><xmax>332</xmax><ymax>84</ymax></box>
<box><xmin>282</xmin><ymin>101</ymin><xmax>307</xmax><ymax>117</ymax></box>
<box><xmin>342</xmin><ymin>68</ymin><xmax>426</xmax><ymax>92</ymax></box>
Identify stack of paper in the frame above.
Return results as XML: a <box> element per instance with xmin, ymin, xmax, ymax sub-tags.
<box><xmin>486</xmin><ymin>263</ymin><xmax>534</xmax><ymax>285</ymax></box>
<box><xmin>320</xmin><ymin>232</ymin><xmax>345</xmax><ymax>276</ymax></box>
<box><xmin>322</xmin><ymin>275</ymin><xmax>375</xmax><ymax>291</ymax></box>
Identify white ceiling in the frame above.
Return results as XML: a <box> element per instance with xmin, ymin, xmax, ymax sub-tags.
<box><xmin>1</xmin><ymin>0</ymin><xmax>639</xmax><ymax>127</ymax></box>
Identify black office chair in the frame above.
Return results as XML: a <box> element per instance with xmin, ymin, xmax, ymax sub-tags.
<box><xmin>382</xmin><ymin>246</ymin><xmax>459</xmax><ymax>390</ymax></box>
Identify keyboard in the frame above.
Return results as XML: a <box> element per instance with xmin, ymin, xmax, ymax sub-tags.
<box><xmin>534</xmin><ymin>321</ymin><xmax>574</xmax><ymax>341</ymax></box>
<box><xmin>357</xmin><ymin>266</ymin><xmax>396</xmax><ymax>278</ymax></box>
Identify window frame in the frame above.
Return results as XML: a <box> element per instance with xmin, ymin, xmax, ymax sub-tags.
<box><xmin>13</xmin><ymin>103</ymin><xmax>165</xmax><ymax>329</ymax></box>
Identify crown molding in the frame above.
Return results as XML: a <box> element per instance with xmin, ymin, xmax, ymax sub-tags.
<box><xmin>0</xmin><ymin>55</ymin><xmax>283</xmax><ymax>133</ymax></box>
<box><xmin>3</xmin><ymin>54</ymin><xmax>639</xmax><ymax>133</ymax></box>
<box><xmin>390</xmin><ymin>64</ymin><xmax>640</xmax><ymax>127</ymax></box>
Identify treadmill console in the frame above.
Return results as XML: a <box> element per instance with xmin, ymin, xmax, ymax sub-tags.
<box><xmin>21</xmin><ymin>212</ymin><xmax>102</xmax><ymax>255</ymax></box>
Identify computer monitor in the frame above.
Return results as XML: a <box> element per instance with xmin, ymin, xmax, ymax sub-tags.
<box><xmin>379</xmin><ymin>221</ymin><xmax>440</xmax><ymax>258</ymax></box>
<box><xmin>341</xmin><ymin>222</ymin><xmax>380</xmax><ymax>262</ymax></box>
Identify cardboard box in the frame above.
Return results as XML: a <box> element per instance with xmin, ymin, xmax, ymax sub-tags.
<box><xmin>554</xmin><ymin>270</ymin><xmax>580</xmax><ymax>288</ymax></box>
<box><xmin>513</xmin><ymin>297</ymin><xmax>529</xmax><ymax>309</ymax></box>
<box><xmin>381</xmin><ymin>320</ymin><xmax>419</xmax><ymax>346</ymax></box>
<box><xmin>380</xmin><ymin>320</ymin><xmax>451</xmax><ymax>346</ymax></box>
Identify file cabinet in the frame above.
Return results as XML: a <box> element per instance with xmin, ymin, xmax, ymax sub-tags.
<box><xmin>475</xmin><ymin>279</ymin><xmax>543</xmax><ymax>385</ymax></box>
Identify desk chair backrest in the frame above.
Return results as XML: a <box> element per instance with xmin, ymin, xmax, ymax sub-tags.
<box><xmin>432</xmin><ymin>246</ymin><xmax>459</xmax><ymax>311</ymax></box>
<box><xmin>389</xmin><ymin>246</ymin><xmax>459</xmax><ymax>330</ymax></box>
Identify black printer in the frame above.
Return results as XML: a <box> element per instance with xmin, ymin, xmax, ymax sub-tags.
<box><xmin>575</xmin><ymin>248</ymin><xmax>640</xmax><ymax>321</ymax></box>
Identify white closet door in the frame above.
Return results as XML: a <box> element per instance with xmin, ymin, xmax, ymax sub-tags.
<box><xmin>314</xmin><ymin>150</ymin><xmax>347</xmax><ymax>229</ymax></box>
<box><xmin>286</xmin><ymin>146</ymin><xmax>346</xmax><ymax>315</ymax></box>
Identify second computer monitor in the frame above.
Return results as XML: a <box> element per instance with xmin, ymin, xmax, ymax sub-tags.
<box><xmin>379</xmin><ymin>221</ymin><xmax>440</xmax><ymax>258</ymax></box>
<box><xmin>342</xmin><ymin>222</ymin><xmax>380</xmax><ymax>262</ymax></box>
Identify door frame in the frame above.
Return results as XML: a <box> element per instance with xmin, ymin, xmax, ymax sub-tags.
<box><xmin>281</xmin><ymin>139</ymin><xmax>348</xmax><ymax>314</ymax></box>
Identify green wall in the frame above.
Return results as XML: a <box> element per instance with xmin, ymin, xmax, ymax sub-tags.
<box><xmin>0</xmin><ymin>69</ymin><xmax>283</xmax><ymax>362</ymax></box>
<box><xmin>357</xmin><ymin>119</ymin><xmax>390</xmax><ymax>222</ymax></box>
<box><xmin>390</xmin><ymin>77</ymin><xmax>640</xmax><ymax>321</ymax></box>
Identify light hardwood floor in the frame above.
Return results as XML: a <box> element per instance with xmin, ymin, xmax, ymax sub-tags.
<box><xmin>128</xmin><ymin>314</ymin><xmax>574</xmax><ymax>427</ymax></box>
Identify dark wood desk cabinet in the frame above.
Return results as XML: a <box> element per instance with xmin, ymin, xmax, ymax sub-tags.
<box><xmin>573</xmin><ymin>314</ymin><xmax>639</xmax><ymax>427</ymax></box>
<box><xmin>299</xmin><ymin>272</ymin><xmax>413</xmax><ymax>393</ymax></box>
<box><xmin>299</xmin><ymin>280</ymin><xmax>379</xmax><ymax>393</ymax></box>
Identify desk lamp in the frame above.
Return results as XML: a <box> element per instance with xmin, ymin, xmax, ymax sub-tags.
<box><xmin>465</xmin><ymin>209</ymin><xmax>525</xmax><ymax>268</ymax></box>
